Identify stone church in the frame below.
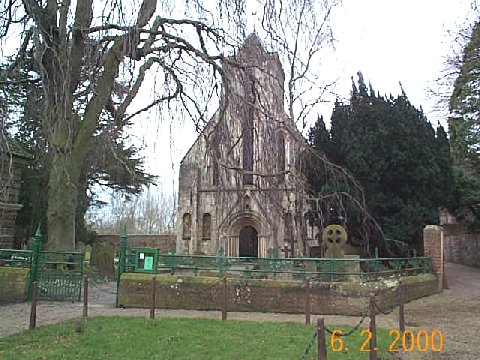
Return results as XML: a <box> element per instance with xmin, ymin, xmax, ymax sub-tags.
<box><xmin>176</xmin><ymin>34</ymin><xmax>316</xmax><ymax>258</ymax></box>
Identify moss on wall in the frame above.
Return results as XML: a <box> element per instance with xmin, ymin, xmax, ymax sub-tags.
<box><xmin>0</xmin><ymin>267</ymin><xmax>30</xmax><ymax>302</ymax></box>
<box><xmin>118</xmin><ymin>273</ymin><xmax>439</xmax><ymax>316</ymax></box>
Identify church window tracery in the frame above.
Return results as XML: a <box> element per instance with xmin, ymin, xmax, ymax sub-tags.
<box><xmin>243</xmin><ymin>195</ymin><xmax>251</xmax><ymax>210</ymax></box>
<box><xmin>243</xmin><ymin>73</ymin><xmax>255</xmax><ymax>186</ymax></box>
<box><xmin>277</xmin><ymin>132</ymin><xmax>285</xmax><ymax>183</ymax></box>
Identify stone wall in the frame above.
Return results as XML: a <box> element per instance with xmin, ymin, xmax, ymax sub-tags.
<box><xmin>444</xmin><ymin>232</ymin><xmax>480</xmax><ymax>268</ymax></box>
<box><xmin>424</xmin><ymin>224</ymin><xmax>480</xmax><ymax>270</ymax></box>
<box><xmin>118</xmin><ymin>273</ymin><xmax>439</xmax><ymax>316</ymax></box>
<box><xmin>96</xmin><ymin>234</ymin><xmax>176</xmax><ymax>253</ymax></box>
<box><xmin>0</xmin><ymin>267</ymin><xmax>30</xmax><ymax>302</ymax></box>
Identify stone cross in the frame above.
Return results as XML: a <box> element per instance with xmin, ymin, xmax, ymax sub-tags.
<box><xmin>322</xmin><ymin>225</ymin><xmax>347</xmax><ymax>259</ymax></box>
<box><xmin>281</xmin><ymin>243</ymin><xmax>294</xmax><ymax>258</ymax></box>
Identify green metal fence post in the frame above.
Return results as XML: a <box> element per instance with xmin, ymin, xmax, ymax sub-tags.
<box><xmin>268</xmin><ymin>248</ymin><xmax>279</xmax><ymax>280</ymax></box>
<box><xmin>120</xmin><ymin>225</ymin><xmax>127</xmax><ymax>275</ymax></box>
<box><xmin>116</xmin><ymin>225</ymin><xmax>127</xmax><ymax>307</ymax></box>
<box><xmin>27</xmin><ymin>225</ymin><xmax>42</xmax><ymax>300</ymax></box>
<box><xmin>216</xmin><ymin>247</ymin><xmax>229</xmax><ymax>277</ymax></box>
<box><xmin>412</xmin><ymin>249</ymin><xmax>418</xmax><ymax>274</ymax></box>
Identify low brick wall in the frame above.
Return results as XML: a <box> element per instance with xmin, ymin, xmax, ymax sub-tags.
<box><xmin>0</xmin><ymin>267</ymin><xmax>29</xmax><ymax>302</ymax></box>
<box><xmin>96</xmin><ymin>234</ymin><xmax>176</xmax><ymax>253</ymax></box>
<box><xmin>118</xmin><ymin>273</ymin><xmax>439</xmax><ymax>316</ymax></box>
<box><xmin>444</xmin><ymin>233</ymin><xmax>480</xmax><ymax>268</ymax></box>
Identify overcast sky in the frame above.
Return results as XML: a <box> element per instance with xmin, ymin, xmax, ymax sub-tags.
<box><xmin>331</xmin><ymin>0</ymin><xmax>475</xmax><ymax>123</ymax></box>
<box><xmin>132</xmin><ymin>0</ymin><xmax>476</xmax><ymax>199</ymax></box>
<box><xmin>3</xmin><ymin>1</ymin><xmax>473</xmax><ymax>208</ymax></box>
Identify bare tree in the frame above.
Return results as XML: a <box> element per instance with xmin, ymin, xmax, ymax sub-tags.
<box><xmin>90</xmin><ymin>187</ymin><xmax>175</xmax><ymax>234</ymax></box>
<box><xmin>0</xmin><ymin>0</ymin><xmax>340</xmax><ymax>250</ymax></box>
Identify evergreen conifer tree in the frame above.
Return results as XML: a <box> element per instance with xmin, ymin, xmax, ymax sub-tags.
<box><xmin>1</xmin><ymin>56</ymin><xmax>154</xmax><ymax>246</ymax></box>
<box><xmin>308</xmin><ymin>74</ymin><xmax>454</xmax><ymax>251</ymax></box>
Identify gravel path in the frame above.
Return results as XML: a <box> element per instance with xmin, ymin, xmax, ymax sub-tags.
<box><xmin>0</xmin><ymin>262</ymin><xmax>478</xmax><ymax>359</ymax></box>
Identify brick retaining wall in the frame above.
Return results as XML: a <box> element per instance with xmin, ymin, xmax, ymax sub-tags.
<box><xmin>118</xmin><ymin>273</ymin><xmax>439</xmax><ymax>316</ymax></box>
<box><xmin>96</xmin><ymin>234</ymin><xmax>176</xmax><ymax>253</ymax></box>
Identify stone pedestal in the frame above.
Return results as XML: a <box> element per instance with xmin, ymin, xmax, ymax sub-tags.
<box><xmin>423</xmin><ymin>225</ymin><xmax>443</xmax><ymax>290</ymax></box>
<box><xmin>344</xmin><ymin>254</ymin><xmax>360</xmax><ymax>281</ymax></box>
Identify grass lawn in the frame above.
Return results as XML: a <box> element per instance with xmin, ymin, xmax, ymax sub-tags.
<box><xmin>0</xmin><ymin>316</ymin><xmax>401</xmax><ymax>359</ymax></box>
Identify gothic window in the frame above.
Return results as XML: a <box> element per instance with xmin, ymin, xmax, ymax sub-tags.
<box><xmin>202</xmin><ymin>213</ymin><xmax>212</xmax><ymax>240</ymax></box>
<box><xmin>277</xmin><ymin>132</ymin><xmax>285</xmax><ymax>183</ymax></box>
<box><xmin>243</xmin><ymin>195</ymin><xmax>251</xmax><ymax>210</ymax></box>
<box><xmin>212</xmin><ymin>158</ymin><xmax>219</xmax><ymax>186</ymax></box>
<box><xmin>182</xmin><ymin>213</ymin><xmax>191</xmax><ymax>239</ymax></box>
<box><xmin>211</xmin><ymin>136</ymin><xmax>220</xmax><ymax>186</ymax></box>
<box><xmin>243</xmin><ymin>102</ymin><xmax>254</xmax><ymax>185</ymax></box>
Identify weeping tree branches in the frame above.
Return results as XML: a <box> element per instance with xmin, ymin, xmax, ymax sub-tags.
<box><xmin>0</xmin><ymin>0</ymin><xmax>238</xmax><ymax>249</ymax></box>
<box><xmin>1</xmin><ymin>0</ymin><xmax>343</xmax><ymax>251</ymax></box>
<box><xmin>298</xmin><ymin>146</ymin><xmax>388</xmax><ymax>256</ymax></box>
<box><xmin>261</xmin><ymin>0</ymin><xmax>339</xmax><ymax>132</ymax></box>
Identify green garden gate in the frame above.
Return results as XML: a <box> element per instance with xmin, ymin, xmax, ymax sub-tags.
<box><xmin>28</xmin><ymin>227</ymin><xmax>84</xmax><ymax>301</ymax></box>
<box><xmin>34</xmin><ymin>251</ymin><xmax>84</xmax><ymax>301</ymax></box>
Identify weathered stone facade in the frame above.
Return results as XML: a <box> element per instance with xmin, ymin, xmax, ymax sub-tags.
<box><xmin>0</xmin><ymin>137</ymin><xmax>31</xmax><ymax>249</ymax></box>
<box><xmin>176</xmin><ymin>34</ymin><xmax>314</xmax><ymax>257</ymax></box>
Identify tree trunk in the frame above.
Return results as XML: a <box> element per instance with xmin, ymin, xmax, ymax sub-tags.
<box><xmin>22</xmin><ymin>0</ymin><xmax>154</xmax><ymax>250</ymax></box>
<box><xmin>46</xmin><ymin>150</ymin><xmax>78</xmax><ymax>250</ymax></box>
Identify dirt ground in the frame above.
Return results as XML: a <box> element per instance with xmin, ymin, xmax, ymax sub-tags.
<box><xmin>0</xmin><ymin>262</ymin><xmax>478</xmax><ymax>359</ymax></box>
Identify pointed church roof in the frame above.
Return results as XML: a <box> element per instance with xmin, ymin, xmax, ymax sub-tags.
<box><xmin>241</xmin><ymin>33</ymin><xmax>264</xmax><ymax>50</ymax></box>
<box><xmin>236</xmin><ymin>33</ymin><xmax>269</xmax><ymax>60</ymax></box>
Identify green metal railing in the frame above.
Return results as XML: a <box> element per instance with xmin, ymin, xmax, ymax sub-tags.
<box><xmin>0</xmin><ymin>225</ymin><xmax>85</xmax><ymax>302</ymax></box>
<box><xmin>35</xmin><ymin>250</ymin><xmax>84</xmax><ymax>301</ymax></box>
<box><xmin>122</xmin><ymin>247</ymin><xmax>433</xmax><ymax>282</ymax></box>
<box><xmin>114</xmin><ymin>229</ymin><xmax>434</xmax><ymax>307</ymax></box>
<box><xmin>116</xmin><ymin>225</ymin><xmax>128</xmax><ymax>307</ymax></box>
<box><xmin>0</xmin><ymin>249</ymin><xmax>33</xmax><ymax>268</ymax></box>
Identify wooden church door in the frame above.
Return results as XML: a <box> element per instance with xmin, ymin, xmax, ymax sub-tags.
<box><xmin>239</xmin><ymin>226</ymin><xmax>258</xmax><ymax>258</ymax></box>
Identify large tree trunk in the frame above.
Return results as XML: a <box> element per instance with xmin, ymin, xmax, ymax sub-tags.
<box><xmin>46</xmin><ymin>151</ymin><xmax>78</xmax><ymax>250</ymax></box>
<box><xmin>22</xmin><ymin>0</ymin><xmax>155</xmax><ymax>250</ymax></box>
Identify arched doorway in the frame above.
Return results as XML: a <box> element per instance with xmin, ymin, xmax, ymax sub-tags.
<box><xmin>239</xmin><ymin>226</ymin><xmax>258</xmax><ymax>257</ymax></box>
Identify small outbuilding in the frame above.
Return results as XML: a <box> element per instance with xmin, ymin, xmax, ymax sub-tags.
<box><xmin>0</xmin><ymin>135</ymin><xmax>31</xmax><ymax>248</ymax></box>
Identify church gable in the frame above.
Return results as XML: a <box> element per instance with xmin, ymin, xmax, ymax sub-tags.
<box><xmin>176</xmin><ymin>35</ymin><xmax>311</xmax><ymax>257</ymax></box>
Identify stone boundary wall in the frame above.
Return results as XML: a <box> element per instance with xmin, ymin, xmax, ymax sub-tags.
<box><xmin>96</xmin><ymin>234</ymin><xmax>176</xmax><ymax>253</ymax></box>
<box><xmin>444</xmin><ymin>232</ymin><xmax>480</xmax><ymax>268</ymax></box>
<box><xmin>0</xmin><ymin>267</ymin><xmax>30</xmax><ymax>302</ymax></box>
<box><xmin>118</xmin><ymin>273</ymin><xmax>439</xmax><ymax>316</ymax></box>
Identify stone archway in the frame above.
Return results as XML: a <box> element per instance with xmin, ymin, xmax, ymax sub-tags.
<box><xmin>239</xmin><ymin>225</ymin><xmax>258</xmax><ymax>257</ymax></box>
<box><xmin>218</xmin><ymin>210</ymin><xmax>271</xmax><ymax>257</ymax></box>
